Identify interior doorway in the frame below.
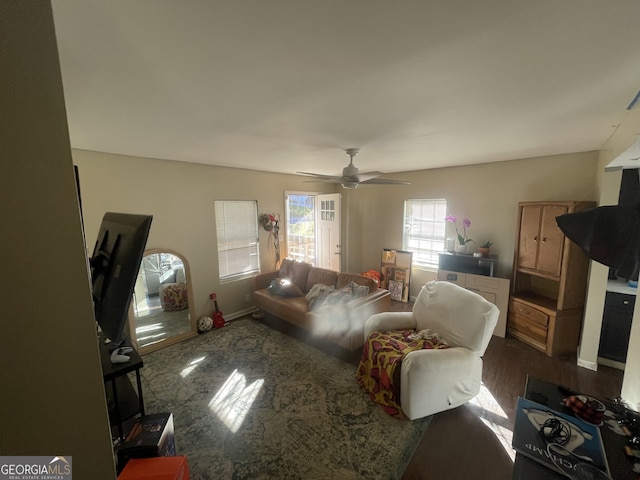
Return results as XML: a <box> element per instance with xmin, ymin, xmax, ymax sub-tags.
<box><xmin>285</xmin><ymin>192</ymin><xmax>341</xmax><ymax>271</ymax></box>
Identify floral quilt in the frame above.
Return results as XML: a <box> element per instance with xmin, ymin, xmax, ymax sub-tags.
<box><xmin>356</xmin><ymin>329</ymin><xmax>449</xmax><ymax>418</ymax></box>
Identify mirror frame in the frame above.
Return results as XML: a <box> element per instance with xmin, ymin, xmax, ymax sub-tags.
<box><xmin>128</xmin><ymin>247</ymin><xmax>197</xmax><ymax>354</ymax></box>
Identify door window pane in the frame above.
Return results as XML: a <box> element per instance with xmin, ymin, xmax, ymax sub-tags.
<box><xmin>286</xmin><ymin>194</ymin><xmax>316</xmax><ymax>264</ymax></box>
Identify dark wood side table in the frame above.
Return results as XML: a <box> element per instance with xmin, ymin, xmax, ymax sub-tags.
<box><xmin>99</xmin><ymin>336</ymin><xmax>145</xmax><ymax>441</ymax></box>
<box><xmin>512</xmin><ymin>376</ymin><xmax>634</xmax><ymax>480</ymax></box>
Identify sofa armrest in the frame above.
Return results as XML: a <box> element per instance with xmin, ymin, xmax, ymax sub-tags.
<box><xmin>363</xmin><ymin>311</ymin><xmax>416</xmax><ymax>340</ymax></box>
<box><xmin>253</xmin><ymin>270</ymin><xmax>280</xmax><ymax>291</ymax></box>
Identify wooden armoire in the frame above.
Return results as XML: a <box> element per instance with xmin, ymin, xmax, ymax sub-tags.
<box><xmin>507</xmin><ymin>201</ymin><xmax>595</xmax><ymax>357</ymax></box>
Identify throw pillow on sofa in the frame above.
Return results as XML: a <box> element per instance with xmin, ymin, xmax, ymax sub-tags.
<box><xmin>322</xmin><ymin>285</ymin><xmax>354</xmax><ymax>306</ymax></box>
<box><xmin>349</xmin><ymin>281</ymin><xmax>370</xmax><ymax>298</ymax></box>
<box><xmin>305</xmin><ymin>283</ymin><xmax>336</xmax><ymax>309</ymax></box>
<box><xmin>267</xmin><ymin>278</ymin><xmax>305</xmax><ymax>297</ymax></box>
<box><xmin>306</xmin><ymin>284</ymin><xmax>360</xmax><ymax>310</ymax></box>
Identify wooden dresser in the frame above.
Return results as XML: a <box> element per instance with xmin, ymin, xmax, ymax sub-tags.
<box><xmin>437</xmin><ymin>253</ymin><xmax>510</xmax><ymax>338</ymax></box>
<box><xmin>507</xmin><ymin>201</ymin><xmax>595</xmax><ymax>357</ymax></box>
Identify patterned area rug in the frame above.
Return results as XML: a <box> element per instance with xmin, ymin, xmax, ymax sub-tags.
<box><xmin>139</xmin><ymin>318</ymin><xmax>430</xmax><ymax>479</ymax></box>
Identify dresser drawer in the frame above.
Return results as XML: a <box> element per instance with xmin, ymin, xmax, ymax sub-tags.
<box><xmin>466</xmin><ymin>274</ymin><xmax>503</xmax><ymax>291</ymax></box>
<box><xmin>509</xmin><ymin>300</ymin><xmax>549</xmax><ymax>327</ymax></box>
<box><xmin>507</xmin><ymin>312</ymin><xmax>548</xmax><ymax>347</ymax></box>
<box><xmin>437</xmin><ymin>270</ymin><xmax>466</xmax><ymax>287</ymax></box>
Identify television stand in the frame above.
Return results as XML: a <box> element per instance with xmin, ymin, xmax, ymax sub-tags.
<box><xmin>99</xmin><ymin>334</ymin><xmax>145</xmax><ymax>440</ymax></box>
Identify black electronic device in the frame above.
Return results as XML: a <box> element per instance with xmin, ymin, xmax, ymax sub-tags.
<box><xmin>90</xmin><ymin>212</ymin><xmax>152</xmax><ymax>360</ymax></box>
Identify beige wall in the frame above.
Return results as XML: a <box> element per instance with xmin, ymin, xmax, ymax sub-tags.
<box><xmin>75</xmin><ymin>150</ymin><xmax>599</xmax><ymax>321</ymax></box>
<box><xmin>73</xmin><ymin>150</ymin><xmax>337</xmax><ymax>321</ymax></box>
<box><xmin>345</xmin><ymin>151</ymin><xmax>599</xmax><ymax>298</ymax></box>
<box><xmin>1</xmin><ymin>3</ymin><xmax>116</xmax><ymax>478</ymax></box>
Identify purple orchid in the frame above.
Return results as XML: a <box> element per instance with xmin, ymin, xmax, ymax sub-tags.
<box><xmin>445</xmin><ymin>215</ymin><xmax>473</xmax><ymax>245</ymax></box>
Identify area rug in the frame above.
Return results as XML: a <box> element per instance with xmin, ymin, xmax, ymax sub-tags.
<box><xmin>138</xmin><ymin>317</ymin><xmax>430</xmax><ymax>480</ymax></box>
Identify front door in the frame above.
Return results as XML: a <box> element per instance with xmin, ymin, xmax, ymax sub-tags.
<box><xmin>317</xmin><ymin>193</ymin><xmax>341</xmax><ymax>271</ymax></box>
<box><xmin>285</xmin><ymin>192</ymin><xmax>341</xmax><ymax>271</ymax></box>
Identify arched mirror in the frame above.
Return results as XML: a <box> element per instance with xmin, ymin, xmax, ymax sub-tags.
<box><xmin>128</xmin><ymin>248</ymin><xmax>197</xmax><ymax>354</ymax></box>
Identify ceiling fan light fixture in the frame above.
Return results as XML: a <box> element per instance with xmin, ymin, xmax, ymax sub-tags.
<box><xmin>342</xmin><ymin>148</ymin><xmax>360</xmax><ymax>177</ymax></box>
<box><xmin>341</xmin><ymin>181</ymin><xmax>359</xmax><ymax>189</ymax></box>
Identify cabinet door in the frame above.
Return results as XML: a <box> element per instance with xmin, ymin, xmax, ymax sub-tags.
<box><xmin>518</xmin><ymin>205</ymin><xmax>541</xmax><ymax>270</ymax></box>
<box><xmin>599</xmin><ymin>306</ymin><xmax>633</xmax><ymax>363</ymax></box>
<box><xmin>536</xmin><ymin>205</ymin><xmax>567</xmax><ymax>276</ymax></box>
<box><xmin>599</xmin><ymin>292</ymin><xmax>635</xmax><ymax>363</ymax></box>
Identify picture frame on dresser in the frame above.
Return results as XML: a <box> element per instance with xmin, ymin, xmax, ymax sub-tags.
<box><xmin>381</xmin><ymin>248</ymin><xmax>412</xmax><ymax>303</ymax></box>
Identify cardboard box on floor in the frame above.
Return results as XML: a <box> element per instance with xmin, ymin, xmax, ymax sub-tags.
<box><xmin>117</xmin><ymin>455</ymin><xmax>189</xmax><ymax>480</ymax></box>
<box><xmin>117</xmin><ymin>413</ymin><xmax>176</xmax><ymax>471</ymax></box>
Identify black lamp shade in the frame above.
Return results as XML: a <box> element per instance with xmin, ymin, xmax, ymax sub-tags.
<box><xmin>556</xmin><ymin>205</ymin><xmax>640</xmax><ymax>281</ymax></box>
<box><xmin>557</xmin><ymin>168</ymin><xmax>640</xmax><ymax>281</ymax></box>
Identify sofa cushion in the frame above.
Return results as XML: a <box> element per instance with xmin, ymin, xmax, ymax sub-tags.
<box><xmin>305</xmin><ymin>267</ymin><xmax>338</xmax><ymax>293</ymax></box>
<box><xmin>279</xmin><ymin>258</ymin><xmax>296</xmax><ymax>278</ymax></box>
<box><xmin>279</xmin><ymin>259</ymin><xmax>312</xmax><ymax>293</ymax></box>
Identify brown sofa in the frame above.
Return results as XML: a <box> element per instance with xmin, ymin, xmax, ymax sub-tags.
<box><xmin>252</xmin><ymin>259</ymin><xmax>391</xmax><ymax>351</ymax></box>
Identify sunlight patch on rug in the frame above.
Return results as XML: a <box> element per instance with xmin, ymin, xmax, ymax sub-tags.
<box><xmin>209</xmin><ymin>369</ymin><xmax>264</xmax><ymax>433</ymax></box>
<box><xmin>180</xmin><ymin>356</ymin><xmax>206</xmax><ymax>378</ymax></box>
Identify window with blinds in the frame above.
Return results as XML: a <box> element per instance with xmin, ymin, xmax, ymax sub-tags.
<box><xmin>403</xmin><ymin>199</ymin><xmax>447</xmax><ymax>269</ymax></box>
<box><xmin>214</xmin><ymin>200</ymin><xmax>260</xmax><ymax>282</ymax></box>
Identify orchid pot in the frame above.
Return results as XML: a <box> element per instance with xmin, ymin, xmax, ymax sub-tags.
<box><xmin>454</xmin><ymin>243</ymin><xmax>467</xmax><ymax>254</ymax></box>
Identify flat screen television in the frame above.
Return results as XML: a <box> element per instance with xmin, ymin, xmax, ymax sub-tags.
<box><xmin>90</xmin><ymin>212</ymin><xmax>153</xmax><ymax>360</ymax></box>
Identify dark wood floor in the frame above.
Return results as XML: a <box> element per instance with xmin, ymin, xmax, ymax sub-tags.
<box><xmin>401</xmin><ymin>333</ymin><xmax>624</xmax><ymax>479</ymax></box>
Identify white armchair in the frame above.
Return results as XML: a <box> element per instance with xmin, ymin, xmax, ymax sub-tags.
<box><xmin>362</xmin><ymin>280</ymin><xmax>499</xmax><ymax>420</ymax></box>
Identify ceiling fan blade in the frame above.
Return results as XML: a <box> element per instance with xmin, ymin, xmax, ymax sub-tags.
<box><xmin>352</xmin><ymin>171</ymin><xmax>383</xmax><ymax>183</ymax></box>
<box><xmin>297</xmin><ymin>171</ymin><xmax>344</xmax><ymax>182</ymax></box>
<box><xmin>360</xmin><ymin>178</ymin><xmax>411</xmax><ymax>185</ymax></box>
<box><xmin>302</xmin><ymin>178</ymin><xmax>343</xmax><ymax>184</ymax></box>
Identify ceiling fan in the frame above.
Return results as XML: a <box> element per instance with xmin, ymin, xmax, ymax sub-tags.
<box><xmin>297</xmin><ymin>148</ymin><xmax>411</xmax><ymax>189</ymax></box>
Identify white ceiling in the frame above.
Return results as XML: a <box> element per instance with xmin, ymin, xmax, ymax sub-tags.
<box><xmin>51</xmin><ymin>1</ymin><xmax>640</xmax><ymax>177</ymax></box>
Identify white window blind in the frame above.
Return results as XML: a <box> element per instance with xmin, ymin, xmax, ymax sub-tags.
<box><xmin>215</xmin><ymin>200</ymin><xmax>260</xmax><ymax>282</ymax></box>
<box><xmin>403</xmin><ymin>199</ymin><xmax>447</xmax><ymax>269</ymax></box>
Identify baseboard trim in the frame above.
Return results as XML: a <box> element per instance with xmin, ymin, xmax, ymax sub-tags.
<box><xmin>597</xmin><ymin>356</ymin><xmax>626</xmax><ymax>371</ymax></box>
<box><xmin>225</xmin><ymin>306</ymin><xmax>259</xmax><ymax>322</ymax></box>
<box><xmin>577</xmin><ymin>356</ymin><xmax>598</xmax><ymax>371</ymax></box>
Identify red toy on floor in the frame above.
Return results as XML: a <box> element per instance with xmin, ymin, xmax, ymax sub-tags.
<box><xmin>210</xmin><ymin>292</ymin><xmax>225</xmax><ymax>328</ymax></box>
